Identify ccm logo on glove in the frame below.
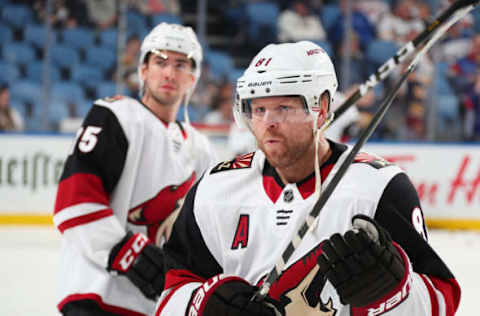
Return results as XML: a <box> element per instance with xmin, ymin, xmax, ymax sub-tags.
<box><xmin>113</xmin><ymin>233</ymin><xmax>149</xmax><ymax>272</ymax></box>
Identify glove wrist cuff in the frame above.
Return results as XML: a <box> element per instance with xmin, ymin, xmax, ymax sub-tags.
<box><xmin>352</xmin><ymin>242</ymin><xmax>412</xmax><ymax>315</ymax></box>
<box><xmin>188</xmin><ymin>275</ymin><xmax>248</xmax><ymax>316</ymax></box>
<box><xmin>110</xmin><ymin>233</ymin><xmax>151</xmax><ymax>273</ymax></box>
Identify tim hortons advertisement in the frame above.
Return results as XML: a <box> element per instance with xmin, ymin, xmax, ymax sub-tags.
<box><xmin>364</xmin><ymin>143</ymin><xmax>480</xmax><ymax>220</ymax></box>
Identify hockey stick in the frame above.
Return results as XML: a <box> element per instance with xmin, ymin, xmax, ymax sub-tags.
<box><xmin>332</xmin><ymin>0</ymin><xmax>480</xmax><ymax>123</ymax></box>
<box><xmin>253</xmin><ymin>0</ymin><xmax>479</xmax><ymax>301</ymax></box>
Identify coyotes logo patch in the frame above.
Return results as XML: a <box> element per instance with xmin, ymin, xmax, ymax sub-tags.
<box><xmin>354</xmin><ymin>152</ymin><xmax>392</xmax><ymax>169</ymax></box>
<box><xmin>211</xmin><ymin>152</ymin><xmax>255</xmax><ymax>174</ymax></box>
<box><xmin>262</xmin><ymin>243</ymin><xmax>338</xmax><ymax>316</ymax></box>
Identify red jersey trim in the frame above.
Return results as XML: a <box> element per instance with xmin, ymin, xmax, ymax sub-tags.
<box><xmin>429</xmin><ymin>276</ymin><xmax>461</xmax><ymax>316</ymax></box>
<box><xmin>420</xmin><ymin>274</ymin><xmax>461</xmax><ymax>316</ymax></box>
<box><xmin>155</xmin><ymin>269</ymin><xmax>206</xmax><ymax>315</ymax></box>
<box><xmin>57</xmin><ymin>293</ymin><xmax>146</xmax><ymax>316</ymax></box>
<box><xmin>57</xmin><ymin>208</ymin><xmax>113</xmax><ymax>233</ymax></box>
<box><xmin>419</xmin><ymin>274</ymin><xmax>440</xmax><ymax>316</ymax></box>
<box><xmin>54</xmin><ymin>173</ymin><xmax>109</xmax><ymax>214</ymax></box>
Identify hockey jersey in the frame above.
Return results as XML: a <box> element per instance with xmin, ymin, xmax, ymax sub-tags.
<box><xmin>156</xmin><ymin>141</ymin><xmax>460</xmax><ymax>316</ymax></box>
<box><xmin>53</xmin><ymin>97</ymin><xmax>215</xmax><ymax>316</ymax></box>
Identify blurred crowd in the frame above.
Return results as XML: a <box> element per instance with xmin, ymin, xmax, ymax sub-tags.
<box><xmin>0</xmin><ymin>0</ymin><xmax>479</xmax><ymax>142</ymax></box>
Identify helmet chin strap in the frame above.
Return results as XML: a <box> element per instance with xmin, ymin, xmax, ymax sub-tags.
<box><xmin>312</xmin><ymin>111</ymin><xmax>334</xmax><ymax>217</ymax></box>
<box><xmin>183</xmin><ymin>89</ymin><xmax>191</xmax><ymax>126</ymax></box>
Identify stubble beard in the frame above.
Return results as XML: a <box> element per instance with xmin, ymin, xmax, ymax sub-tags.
<box><xmin>145</xmin><ymin>81</ymin><xmax>181</xmax><ymax>107</ymax></box>
<box><xmin>258</xmin><ymin>132</ymin><xmax>314</xmax><ymax>170</ymax></box>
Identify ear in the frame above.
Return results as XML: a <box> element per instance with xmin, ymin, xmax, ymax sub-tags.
<box><xmin>140</xmin><ymin>62</ymin><xmax>148</xmax><ymax>82</ymax></box>
<box><xmin>316</xmin><ymin>92</ymin><xmax>330</xmax><ymax>129</ymax></box>
<box><xmin>187</xmin><ymin>73</ymin><xmax>195</xmax><ymax>89</ymax></box>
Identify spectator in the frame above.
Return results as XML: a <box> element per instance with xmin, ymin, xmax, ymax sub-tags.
<box><xmin>117</xmin><ymin>34</ymin><xmax>141</xmax><ymax>94</ymax></box>
<box><xmin>377</xmin><ymin>0</ymin><xmax>424</xmax><ymax>44</ymax></box>
<box><xmin>85</xmin><ymin>0</ymin><xmax>117</xmax><ymax>30</ymax></box>
<box><xmin>204</xmin><ymin>82</ymin><xmax>235</xmax><ymax>124</ymax></box>
<box><xmin>0</xmin><ymin>84</ymin><xmax>24</xmax><ymax>132</ymax></box>
<box><xmin>128</xmin><ymin>0</ymin><xmax>181</xmax><ymax>15</ymax></box>
<box><xmin>277</xmin><ymin>0</ymin><xmax>326</xmax><ymax>42</ymax></box>
<box><xmin>432</xmin><ymin>13</ymin><xmax>474</xmax><ymax>63</ymax></box>
<box><xmin>355</xmin><ymin>0</ymin><xmax>390</xmax><ymax>25</ymax></box>
<box><xmin>387</xmin><ymin>68</ymin><xmax>431</xmax><ymax>140</ymax></box>
<box><xmin>337</xmin><ymin>30</ymin><xmax>368</xmax><ymax>90</ymax></box>
<box><xmin>33</xmin><ymin>0</ymin><xmax>89</xmax><ymax>29</ymax></box>
<box><xmin>189</xmin><ymin>62</ymin><xmax>220</xmax><ymax>118</ymax></box>
<box><xmin>464</xmin><ymin>72</ymin><xmax>480</xmax><ymax>141</ymax></box>
<box><xmin>328</xmin><ymin>0</ymin><xmax>376</xmax><ymax>52</ymax></box>
<box><xmin>449</xmin><ymin>33</ymin><xmax>480</xmax><ymax>100</ymax></box>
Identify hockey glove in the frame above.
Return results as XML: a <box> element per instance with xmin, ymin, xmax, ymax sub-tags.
<box><xmin>107</xmin><ymin>232</ymin><xmax>165</xmax><ymax>300</ymax></box>
<box><xmin>317</xmin><ymin>215</ymin><xmax>406</xmax><ymax>307</ymax></box>
<box><xmin>188</xmin><ymin>275</ymin><xmax>286</xmax><ymax>316</ymax></box>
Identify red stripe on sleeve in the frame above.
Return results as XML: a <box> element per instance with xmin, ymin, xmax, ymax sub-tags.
<box><xmin>428</xmin><ymin>276</ymin><xmax>461</xmax><ymax>316</ymax></box>
<box><xmin>54</xmin><ymin>173</ymin><xmax>110</xmax><ymax>214</ymax></box>
<box><xmin>419</xmin><ymin>274</ymin><xmax>440</xmax><ymax>316</ymax></box>
<box><xmin>57</xmin><ymin>208</ymin><xmax>113</xmax><ymax>233</ymax></box>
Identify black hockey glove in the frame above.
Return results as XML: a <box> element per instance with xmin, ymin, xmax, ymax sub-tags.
<box><xmin>317</xmin><ymin>215</ymin><xmax>406</xmax><ymax>307</ymax></box>
<box><xmin>107</xmin><ymin>232</ymin><xmax>165</xmax><ymax>300</ymax></box>
<box><xmin>188</xmin><ymin>275</ymin><xmax>286</xmax><ymax>316</ymax></box>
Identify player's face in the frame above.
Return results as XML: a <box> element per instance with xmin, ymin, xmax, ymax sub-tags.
<box><xmin>249</xmin><ymin>96</ymin><xmax>315</xmax><ymax>169</ymax></box>
<box><xmin>141</xmin><ymin>50</ymin><xmax>195</xmax><ymax>107</ymax></box>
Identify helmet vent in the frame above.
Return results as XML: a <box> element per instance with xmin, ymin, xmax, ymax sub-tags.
<box><xmin>277</xmin><ymin>75</ymin><xmax>300</xmax><ymax>79</ymax></box>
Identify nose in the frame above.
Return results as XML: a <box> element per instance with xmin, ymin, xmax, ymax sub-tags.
<box><xmin>162</xmin><ymin>64</ymin><xmax>176</xmax><ymax>80</ymax></box>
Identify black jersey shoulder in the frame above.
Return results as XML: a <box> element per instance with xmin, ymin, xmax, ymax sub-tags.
<box><xmin>374</xmin><ymin>173</ymin><xmax>454</xmax><ymax>279</ymax></box>
<box><xmin>60</xmin><ymin>105</ymin><xmax>128</xmax><ymax>194</ymax></box>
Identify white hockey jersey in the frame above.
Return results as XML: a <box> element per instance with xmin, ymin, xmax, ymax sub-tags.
<box><xmin>156</xmin><ymin>141</ymin><xmax>460</xmax><ymax>316</ymax></box>
<box><xmin>53</xmin><ymin>96</ymin><xmax>215</xmax><ymax>316</ymax></box>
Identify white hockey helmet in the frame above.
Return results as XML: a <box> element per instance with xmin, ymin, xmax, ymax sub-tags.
<box><xmin>234</xmin><ymin>41</ymin><xmax>338</xmax><ymax>129</ymax></box>
<box><xmin>138</xmin><ymin>22</ymin><xmax>203</xmax><ymax>97</ymax></box>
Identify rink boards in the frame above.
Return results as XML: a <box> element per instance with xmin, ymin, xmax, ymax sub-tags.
<box><xmin>0</xmin><ymin>133</ymin><xmax>479</xmax><ymax>230</ymax></box>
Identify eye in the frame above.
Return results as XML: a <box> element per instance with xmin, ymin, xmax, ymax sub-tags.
<box><xmin>253</xmin><ymin>106</ymin><xmax>266</xmax><ymax>115</ymax></box>
<box><xmin>279</xmin><ymin>105</ymin><xmax>292</xmax><ymax>112</ymax></box>
<box><xmin>175</xmin><ymin>62</ymin><xmax>188</xmax><ymax>71</ymax></box>
<box><xmin>156</xmin><ymin>59</ymin><xmax>167</xmax><ymax>67</ymax></box>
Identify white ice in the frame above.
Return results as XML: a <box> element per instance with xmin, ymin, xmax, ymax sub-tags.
<box><xmin>0</xmin><ymin>227</ymin><xmax>478</xmax><ymax>315</ymax></box>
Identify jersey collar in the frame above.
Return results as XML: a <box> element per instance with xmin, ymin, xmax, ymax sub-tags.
<box><xmin>262</xmin><ymin>140</ymin><xmax>347</xmax><ymax>203</ymax></box>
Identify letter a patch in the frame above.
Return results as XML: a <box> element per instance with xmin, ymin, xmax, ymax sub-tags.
<box><xmin>231</xmin><ymin>215</ymin><xmax>249</xmax><ymax>250</ymax></box>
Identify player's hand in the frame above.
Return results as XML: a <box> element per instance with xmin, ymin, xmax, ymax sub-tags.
<box><xmin>107</xmin><ymin>232</ymin><xmax>164</xmax><ymax>300</ymax></box>
<box><xmin>189</xmin><ymin>275</ymin><xmax>286</xmax><ymax>316</ymax></box>
<box><xmin>317</xmin><ymin>215</ymin><xmax>406</xmax><ymax>307</ymax></box>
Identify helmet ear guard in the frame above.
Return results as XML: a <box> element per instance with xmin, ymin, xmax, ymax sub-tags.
<box><xmin>234</xmin><ymin>41</ymin><xmax>338</xmax><ymax>130</ymax></box>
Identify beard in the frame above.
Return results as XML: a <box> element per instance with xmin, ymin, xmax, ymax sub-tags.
<box><xmin>256</xmin><ymin>129</ymin><xmax>315</xmax><ymax>169</ymax></box>
<box><xmin>145</xmin><ymin>81</ymin><xmax>182</xmax><ymax>107</ymax></box>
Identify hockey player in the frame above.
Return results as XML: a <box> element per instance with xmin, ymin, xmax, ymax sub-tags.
<box><xmin>155</xmin><ymin>41</ymin><xmax>461</xmax><ymax>316</ymax></box>
<box><xmin>53</xmin><ymin>23</ymin><xmax>215</xmax><ymax>316</ymax></box>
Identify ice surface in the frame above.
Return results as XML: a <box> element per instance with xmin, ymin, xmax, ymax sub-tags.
<box><xmin>0</xmin><ymin>227</ymin><xmax>478</xmax><ymax>315</ymax></box>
